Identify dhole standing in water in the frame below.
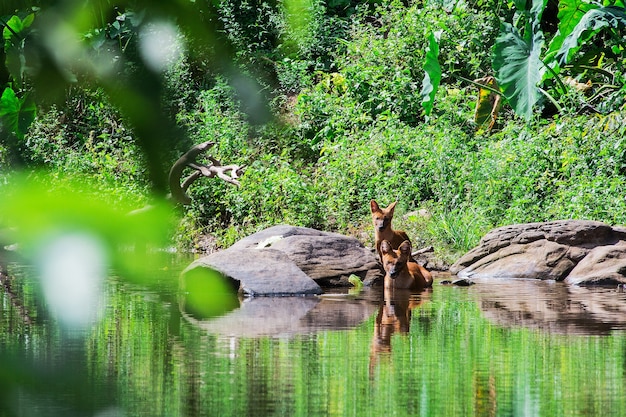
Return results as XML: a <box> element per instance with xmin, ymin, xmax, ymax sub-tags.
<box><xmin>380</xmin><ymin>240</ymin><xmax>433</xmax><ymax>290</ymax></box>
<box><xmin>370</xmin><ymin>199</ymin><xmax>411</xmax><ymax>262</ymax></box>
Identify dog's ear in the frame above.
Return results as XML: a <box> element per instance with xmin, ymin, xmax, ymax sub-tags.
<box><xmin>370</xmin><ymin>199</ymin><xmax>380</xmax><ymax>213</ymax></box>
<box><xmin>399</xmin><ymin>240</ymin><xmax>411</xmax><ymax>255</ymax></box>
<box><xmin>380</xmin><ymin>240</ymin><xmax>393</xmax><ymax>254</ymax></box>
<box><xmin>386</xmin><ymin>201</ymin><xmax>397</xmax><ymax>214</ymax></box>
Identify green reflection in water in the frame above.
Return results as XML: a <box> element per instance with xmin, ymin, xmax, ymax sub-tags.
<box><xmin>1</xmin><ymin>270</ymin><xmax>626</xmax><ymax>417</ymax></box>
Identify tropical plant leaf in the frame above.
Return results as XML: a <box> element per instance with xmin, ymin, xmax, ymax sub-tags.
<box><xmin>420</xmin><ymin>31</ymin><xmax>441</xmax><ymax>119</ymax></box>
<box><xmin>2</xmin><ymin>14</ymin><xmax>35</xmax><ymax>86</ymax></box>
<box><xmin>544</xmin><ymin>0</ymin><xmax>597</xmax><ymax>64</ymax></box>
<box><xmin>0</xmin><ymin>87</ymin><xmax>37</xmax><ymax>140</ymax></box>
<box><xmin>556</xmin><ymin>6</ymin><xmax>626</xmax><ymax>65</ymax></box>
<box><xmin>493</xmin><ymin>21</ymin><xmax>545</xmax><ymax>120</ymax></box>
<box><xmin>2</xmin><ymin>14</ymin><xmax>33</xmax><ymax>41</ymax></box>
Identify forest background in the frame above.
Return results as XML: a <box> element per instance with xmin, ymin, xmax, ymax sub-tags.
<box><xmin>2</xmin><ymin>0</ymin><xmax>626</xmax><ymax>265</ymax></box>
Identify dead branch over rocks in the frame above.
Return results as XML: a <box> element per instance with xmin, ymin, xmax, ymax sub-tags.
<box><xmin>169</xmin><ymin>141</ymin><xmax>245</xmax><ymax>205</ymax></box>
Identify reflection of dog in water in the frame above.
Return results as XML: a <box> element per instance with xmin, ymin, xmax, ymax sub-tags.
<box><xmin>370</xmin><ymin>287</ymin><xmax>431</xmax><ymax>371</ymax></box>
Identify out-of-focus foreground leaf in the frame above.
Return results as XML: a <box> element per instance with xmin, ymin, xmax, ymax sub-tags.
<box><xmin>0</xmin><ymin>172</ymin><xmax>176</xmax><ymax>285</ymax></box>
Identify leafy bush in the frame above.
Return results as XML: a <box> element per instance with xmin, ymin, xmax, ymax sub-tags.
<box><xmin>216</xmin><ymin>0</ymin><xmax>351</xmax><ymax>98</ymax></box>
<box><xmin>23</xmin><ymin>88</ymin><xmax>150</xmax><ymax>199</ymax></box>
<box><xmin>295</xmin><ymin>1</ymin><xmax>499</xmax><ymax>137</ymax></box>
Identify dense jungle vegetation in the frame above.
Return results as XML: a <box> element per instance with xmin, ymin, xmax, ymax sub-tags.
<box><xmin>2</xmin><ymin>0</ymin><xmax>626</xmax><ymax>263</ymax></box>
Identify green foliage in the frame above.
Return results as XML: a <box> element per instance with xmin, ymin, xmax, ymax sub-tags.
<box><xmin>216</xmin><ymin>0</ymin><xmax>350</xmax><ymax>98</ymax></box>
<box><xmin>231</xmin><ymin>155</ymin><xmax>324</xmax><ymax>228</ymax></box>
<box><xmin>468</xmin><ymin>113</ymin><xmax>626</xmax><ymax>225</ymax></box>
<box><xmin>555</xmin><ymin>6</ymin><xmax>626</xmax><ymax>66</ymax></box>
<box><xmin>425</xmin><ymin>204</ymin><xmax>492</xmax><ymax>254</ymax></box>
<box><xmin>493</xmin><ymin>0</ymin><xmax>547</xmax><ymax>120</ymax></box>
<box><xmin>23</xmin><ymin>87</ymin><xmax>151</xmax><ymax>196</ymax></box>
<box><xmin>3</xmin><ymin>0</ymin><xmax>626</xmax><ymax>258</ymax></box>
<box><xmin>296</xmin><ymin>2</ymin><xmax>498</xmax><ymax>132</ymax></box>
<box><xmin>420</xmin><ymin>31</ymin><xmax>442</xmax><ymax>118</ymax></box>
<box><xmin>0</xmin><ymin>86</ymin><xmax>35</xmax><ymax>139</ymax></box>
<box><xmin>0</xmin><ymin>11</ymin><xmax>38</xmax><ymax>154</ymax></box>
<box><xmin>493</xmin><ymin>0</ymin><xmax>626</xmax><ymax>119</ymax></box>
<box><xmin>544</xmin><ymin>0</ymin><xmax>596</xmax><ymax>62</ymax></box>
<box><xmin>0</xmin><ymin>173</ymin><xmax>176</xmax><ymax>285</ymax></box>
<box><xmin>2</xmin><ymin>12</ymin><xmax>35</xmax><ymax>88</ymax></box>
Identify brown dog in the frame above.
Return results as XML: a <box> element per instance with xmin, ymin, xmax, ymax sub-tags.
<box><xmin>370</xmin><ymin>199</ymin><xmax>410</xmax><ymax>261</ymax></box>
<box><xmin>380</xmin><ymin>240</ymin><xmax>433</xmax><ymax>290</ymax></box>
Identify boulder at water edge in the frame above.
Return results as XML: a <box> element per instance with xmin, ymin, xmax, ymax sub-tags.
<box><xmin>450</xmin><ymin>220</ymin><xmax>626</xmax><ymax>286</ymax></box>
<box><xmin>183</xmin><ymin>225</ymin><xmax>384</xmax><ymax>296</ymax></box>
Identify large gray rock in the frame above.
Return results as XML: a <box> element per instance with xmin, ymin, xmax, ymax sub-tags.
<box><xmin>565</xmin><ymin>241</ymin><xmax>626</xmax><ymax>285</ymax></box>
<box><xmin>183</xmin><ymin>225</ymin><xmax>383</xmax><ymax>296</ymax></box>
<box><xmin>230</xmin><ymin>225</ymin><xmax>383</xmax><ymax>286</ymax></box>
<box><xmin>451</xmin><ymin>220</ymin><xmax>626</xmax><ymax>286</ymax></box>
<box><xmin>185</xmin><ymin>248</ymin><xmax>323</xmax><ymax>296</ymax></box>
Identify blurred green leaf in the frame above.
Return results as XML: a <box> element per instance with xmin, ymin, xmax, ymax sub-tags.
<box><xmin>0</xmin><ymin>172</ymin><xmax>177</xmax><ymax>285</ymax></box>
<box><xmin>180</xmin><ymin>267</ymin><xmax>240</xmax><ymax>319</ymax></box>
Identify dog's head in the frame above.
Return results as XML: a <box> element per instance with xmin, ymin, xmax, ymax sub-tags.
<box><xmin>370</xmin><ymin>200</ymin><xmax>397</xmax><ymax>232</ymax></box>
<box><xmin>380</xmin><ymin>240</ymin><xmax>411</xmax><ymax>278</ymax></box>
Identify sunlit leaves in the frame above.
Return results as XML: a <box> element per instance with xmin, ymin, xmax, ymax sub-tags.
<box><xmin>0</xmin><ymin>87</ymin><xmax>36</xmax><ymax>140</ymax></box>
<box><xmin>493</xmin><ymin>22</ymin><xmax>544</xmax><ymax>120</ymax></box>
<box><xmin>420</xmin><ymin>31</ymin><xmax>442</xmax><ymax>120</ymax></box>
<box><xmin>544</xmin><ymin>0</ymin><xmax>596</xmax><ymax>63</ymax></box>
<box><xmin>495</xmin><ymin>0</ymin><xmax>626</xmax><ymax>119</ymax></box>
<box><xmin>556</xmin><ymin>6</ymin><xmax>626</xmax><ymax>65</ymax></box>
<box><xmin>493</xmin><ymin>0</ymin><xmax>547</xmax><ymax>120</ymax></box>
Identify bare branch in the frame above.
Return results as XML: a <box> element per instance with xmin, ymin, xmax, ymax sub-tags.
<box><xmin>169</xmin><ymin>141</ymin><xmax>245</xmax><ymax>205</ymax></box>
<box><xmin>412</xmin><ymin>246</ymin><xmax>434</xmax><ymax>257</ymax></box>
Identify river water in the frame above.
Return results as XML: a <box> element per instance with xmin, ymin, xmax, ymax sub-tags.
<box><xmin>1</xmin><ymin>262</ymin><xmax>626</xmax><ymax>417</ymax></box>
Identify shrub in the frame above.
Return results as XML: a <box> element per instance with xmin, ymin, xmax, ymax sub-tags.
<box><xmin>23</xmin><ymin>88</ymin><xmax>150</xmax><ymax>200</ymax></box>
<box><xmin>302</xmin><ymin>1</ymin><xmax>499</xmax><ymax>127</ymax></box>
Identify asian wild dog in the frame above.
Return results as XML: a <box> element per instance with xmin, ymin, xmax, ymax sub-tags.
<box><xmin>370</xmin><ymin>199</ymin><xmax>411</xmax><ymax>262</ymax></box>
<box><xmin>380</xmin><ymin>240</ymin><xmax>433</xmax><ymax>290</ymax></box>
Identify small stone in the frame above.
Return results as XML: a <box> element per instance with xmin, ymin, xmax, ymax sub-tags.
<box><xmin>452</xmin><ymin>278</ymin><xmax>474</xmax><ymax>286</ymax></box>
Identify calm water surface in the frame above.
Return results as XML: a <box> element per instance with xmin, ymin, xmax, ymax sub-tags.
<box><xmin>2</xmin><ymin>262</ymin><xmax>626</xmax><ymax>417</ymax></box>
